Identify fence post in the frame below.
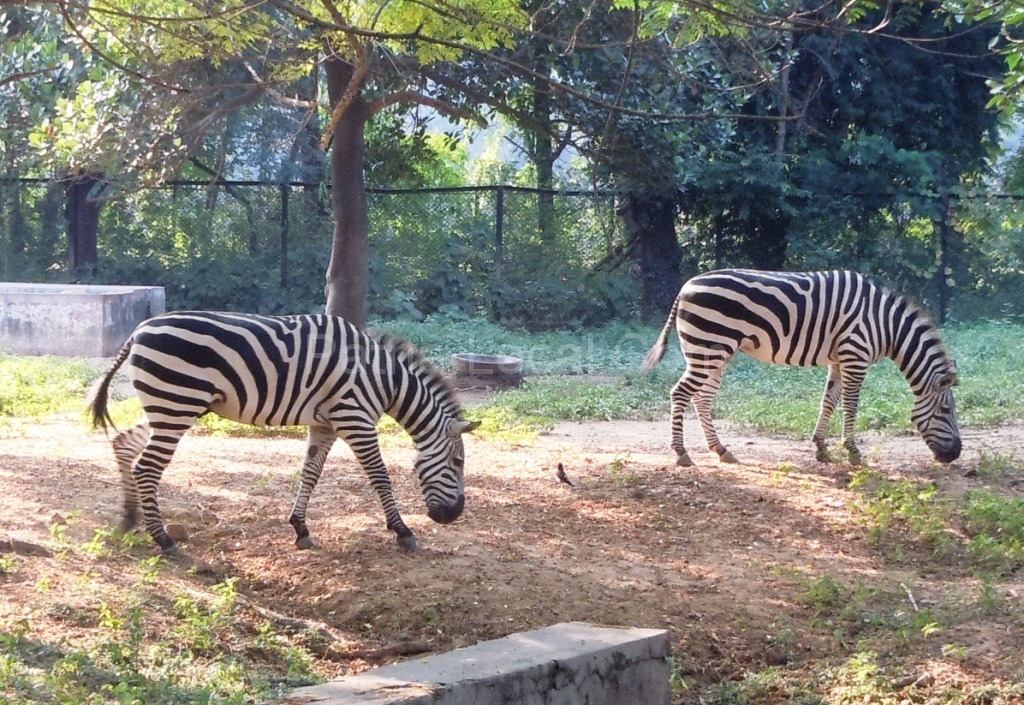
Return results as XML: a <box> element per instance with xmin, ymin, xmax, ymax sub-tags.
<box><xmin>280</xmin><ymin>184</ymin><xmax>289</xmax><ymax>287</ymax></box>
<box><xmin>65</xmin><ymin>173</ymin><xmax>101</xmax><ymax>274</ymax></box>
<box><xmin>937</xmin><ymin>193</ymin><xmax>952</xmax><ymax>324</ymax></box>
<box><xmin>494</xmin><ymin>185</ymin><xmax>504</xmax><ymax>284</ymax></box>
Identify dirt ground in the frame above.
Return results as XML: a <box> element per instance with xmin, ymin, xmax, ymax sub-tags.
<box><xmin>1</xmin><ymin>397</ymin><xmax>1023</xmax><ymax>701</ymax></box>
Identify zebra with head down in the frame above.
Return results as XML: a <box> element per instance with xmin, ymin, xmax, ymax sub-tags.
<box><xmin>87</xmin><ymin>311</ymin><xmax>479</xmax><ymax>554</ymax></box>
<box><xmin>644</xmin><ymin>269</ymin><xmax>961</xmax><ymax>466</ymax></box>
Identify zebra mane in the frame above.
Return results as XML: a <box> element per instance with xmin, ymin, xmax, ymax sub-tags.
<box><xmin>374</xmin><ymin>333</ymin><xmax>464</xmax><ymax>417</ymax></box>
<box><xmin>884</xmin><ymin>283</ymin><xmax>953</xmax><ymax>359</ymax></box>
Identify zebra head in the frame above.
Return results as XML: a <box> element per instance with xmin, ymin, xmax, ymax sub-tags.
<box><xmin>415</xmin><ymin>418</ymin><xmax>481</xmax><ymax>524</ymax></box>
<box><xmin>911</xmin><ymin>359</ymin><xmax>961</xmax><ymax>463</ymax></box>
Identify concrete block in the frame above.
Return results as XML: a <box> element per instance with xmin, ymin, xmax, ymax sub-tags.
<box><xmin>0</xmin><ymin>283</ymin><xmax>165</xmax><ymax>357</ymax></box>
<box><xmin>280</xmin><ymin>622</ymin><xmax>671</xmax><ymax>705</ymax></box>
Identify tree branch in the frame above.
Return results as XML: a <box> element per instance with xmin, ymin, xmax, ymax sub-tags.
<box><xmin>0</xmin><ymin>67</ymin><xmax>58</xmax><ymax>89</ymax></box>
<box><xmin>366</xmin><ymin>89</ymin><xmax>486</xmax><ymax>127</ymax></box>
<box><xmin>57</xmin><ymin>0</ymin><xmax>189</xmax><ymax>93</ymax></box>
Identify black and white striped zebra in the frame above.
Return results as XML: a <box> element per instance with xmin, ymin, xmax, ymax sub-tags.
<box><xmin>643</xmin><ymin>269</ymin><xmax>961</xmax><ymax>466</ymax></box>
<box><xmin>87</xmin><ymin>311</ymin><xmax>480</xmax><ymax>554</ymax></box>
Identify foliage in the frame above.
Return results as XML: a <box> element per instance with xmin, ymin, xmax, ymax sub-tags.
<box><xmin>367</xmin><ymin>186</ymin><xmax>635</xmax><ymax>330</ymax></box>
<box><xmin>849</xmin><ymin>470</ymin><xmax>956</xmax><ymax>558</ymax></box>
<box><xmin>961</xmin><ymin>490</ymin><xmax>1024</xmax><ymax>574</ymax></box>
<box><xmin>480</xmin><ymin>373</ymin><xmax>670</xmax><ymax>427</ymax></box>
<box><xmin>680</xmin><ymin>2</ymin><xmax>1004</xmax><ymax>302</ymax></box>
<box><xmin>0</xmin><ymin>537</ymin><xmax>319</xmax><ymax>703</ymax></box>
<box><xmin>851</xmin><ymin>469</ymin><xmax>1024</xmax><ymax>576</ymax></box>
<box><xmin>0</xmin><ymin>356</ymin><xmax>96</xmax><ymax>421</ymax></box>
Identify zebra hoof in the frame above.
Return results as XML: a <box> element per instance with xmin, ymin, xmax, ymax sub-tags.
<box><xmin>719</xmin><ymin>450</ymin><xmax>739</xmax><ymax>464</ymax></box>
<box><xmin>295</xmin><ymin>536</ymin><xmax>316</xmax><ymax>550</ymax></box>
<box><xmin>397</xmin><ymin>535</ymin><xmax>418</xmax><ymax>552</ymax></box>
<box><xmin>815</xmin><ymin>448</ymin><xmax>832</xmax><ymax>463</ymax></box>
<box><xmin>159</xmin><ymin>541</ymin><xmax>183</xmax><ymax>558</ymax></box>
<box><xmin>675</xmin><ymin>452</ymin><xmax>694</xmax><ymax>467</ymax></box>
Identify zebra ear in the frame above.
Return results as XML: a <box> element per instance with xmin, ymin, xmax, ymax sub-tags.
<box><xmin>935</xmin><ymin>371</ymin><xmax>958</xmax><ymax>391</ymax></box>
<box><xmin>447</xmin><ymin>419</ymin><xmax>482</xmax><ymax>437</ymax></box>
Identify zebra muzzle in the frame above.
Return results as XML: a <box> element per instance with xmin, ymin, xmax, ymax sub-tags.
<box><xmin>932</xmin><ymin>437</ymin><xmax>962</xmax><ymax>464</ymax></box>
<box><xmin>427</xmin><ymin>494</ymin><xmax>465</xmax><ymax>524</ymax></box>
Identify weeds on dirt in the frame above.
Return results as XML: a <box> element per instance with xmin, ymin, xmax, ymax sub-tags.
<box><xmin>976</xmin><ymin>449</ymin><xmax>1022</xmax><ymax>479</ymax></box>
<box><xmin>961</xmin><ymin>490</ymin><xmax>1024</xmax><ymax>574</ymax></box>
<box><xmin>0</xmin><ymin>527</ymin><xmax>321</xmax><ymax>704</ymax></box>
<box><xmin>849</xmin><ymin>470</ymin><xmax>956</xmax><ymax>559</ymax></box>
<box><xmin>711</xmin><ymin>650</ymin><xmax>1024</xmax><ymax>705</ymax></box>
<box><xmin>0</xmin><ymin>356</ymin><xmax>96</xmax><ymax>425</ymax></box>
<box><xmin>795</xmin><ymin>572</ymin><xmax>941</xmax><ymax>652</ymax></box>
<box><xmin>850</xmin><ymin>469</ymin><xmax>1024</xmax><ymax>577</ymax></box>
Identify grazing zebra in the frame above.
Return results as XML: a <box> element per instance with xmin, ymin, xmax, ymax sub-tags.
<box><xmin>87</xmin><ymin>311</ymin><xmax>480</xmax><ymax>554</ymax></box>
<box><xmin>643</xmin><ymin>269</ymin><xmax>961</xmax><ymax>466</ymax></box>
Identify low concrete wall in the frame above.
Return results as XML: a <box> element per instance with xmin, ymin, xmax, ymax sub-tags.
<box><xmin>278</xmin><ymin>622</ymin><xmax>671</xmax><ymax>705</ymax></box>
<box><xmin>0</xmin><ymin>283</ymin><xmax>165</xmax><ymax>357</ymax></box>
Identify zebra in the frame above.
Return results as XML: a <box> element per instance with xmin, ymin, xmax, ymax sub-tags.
<box><xmin>643</xmin><ymin>269</ymin><xmax>962</xmax><ymax>466</ymax></box>
<box><xmin>87</xmin><ymin>311</ymin><xmax>480</xmax><ymax>554</ymax></box>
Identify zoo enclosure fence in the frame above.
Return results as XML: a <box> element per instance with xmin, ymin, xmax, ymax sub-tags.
<box><xmin>0</xmin><ymin>179</ymin><xmax>628</xmax><ymax>323</ymax></box>
<box><xmin>2</xmin><ymin>177</ymin><xmax>1024</xmax><ymax>324</ymax></box>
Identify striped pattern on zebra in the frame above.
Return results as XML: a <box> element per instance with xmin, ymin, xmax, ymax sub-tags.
<box><xmin>643</xmin><ymin>269</ymin><xmax>961</xmax><ymax>466</ymax></box>
<box><xmin>87</xmin><ymin>311</ymin><xmax>480</xmax><ymax>554</ymax></box>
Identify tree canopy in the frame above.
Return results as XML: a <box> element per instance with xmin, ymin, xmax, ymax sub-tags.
<box><xmin>1</xmin><ymin>0</ymin><xmax>1020</xmax><ymax>324</ymax></box>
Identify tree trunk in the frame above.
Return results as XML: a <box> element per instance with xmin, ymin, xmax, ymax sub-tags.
<box><xmin>621</xmin><ymin>193</ymin><xmax>682</xmax><ymax>319</ymax></box>
<box><xmin>5</xmin><ymin>178</ymin><xmax>27</xmax><ymax>262</ymax></box>
<box><xmin>323</xmin><ymin>56</ymin><xmax>371</xmax><ymax>326</ymax></box>
<box><xmin>65</xmin><ymin>174</ymin><xmax>101</xmax><ymax>275</ymax></box>
<box><xmin>532</xmin><ymin>75</ymin><xmax>555</xmax><ymax>244</ymax></box>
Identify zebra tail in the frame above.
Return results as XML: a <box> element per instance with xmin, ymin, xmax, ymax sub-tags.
<box><xmin>86</xmin><ymin>338</ymin><xmax>133</xmax><ymax>433</ymax></box>
<box><xmin>642</xmin><ymin>295</ymin><xmax>681</xmax><ymax>370</ymax></box>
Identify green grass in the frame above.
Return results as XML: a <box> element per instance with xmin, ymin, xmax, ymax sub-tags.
<box><xmin>0</xmin><ymin>356</ymin><xmax>97</xmax><ymax>421</ymax></box>
<box><xmin>849</xmin><ymin>467</ymin><xmax>1024</xmax><ymax>576</ymax></box>
<box><xmin>464</xmin><ymin>317</ymin><xmax>1024</xmax><ymax>438</ymax></box>
<box><xmin>0</xmin><ymin>527</ymin><xmax>321</xmax><ymax>704</ymax></box>
<box><xmin>961</xmin><ymin>489</ymin><xmax>1024</xmax><ymax>574</ymax></box>
<box><xmin>5</xmin><ymin>319</ymin><xmax>1024</xmax><ymax>442</ymax></box>
<box><xmin>476</xmin><ymin>371</ymin><xmax>672</xmax><ymax>427</ymax></box>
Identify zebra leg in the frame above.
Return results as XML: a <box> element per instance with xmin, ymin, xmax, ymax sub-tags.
<box><xmin>134</xmin><ymin>423</ymin><xmax>192</xmax><ymax>554</ymax></box>
<box><xmin>668</xmin><ymin>376</ymin><xmax>697</xmax><ymax>467</ymax></box>
<box><xmin>839</xmin><ymin>367</ymin><xmax>868</xmax><ymax>465</ymax></box>
<box><xmin>669</xmin><ymin>368</ymin><xmax>716</xmax><ymax>467</ymax></box>
<box><xmin>691</xmin><ymin>363</ymin><xmax>737</xmax><ymax>463</ymax></box>
<box><xmin>812</xmin><ymin>366</ymin><xmax>842</xmax><ymax>462</ymax></box>
<box><xmin>111</xmin><ymin>422</ymin><xmax>150</xmax><ymax>532</ymax></box>
<box><xmin>288</xmin><ymin>425</ymin><xmax>336</xmax><ymax>550</ymax></box>
<box><xmin>341</xmin><ymin>424</ymin><xmax>418</xmax><ymax>551</ymax></box>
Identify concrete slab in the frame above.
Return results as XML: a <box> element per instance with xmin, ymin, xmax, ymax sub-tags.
<box><xmin>0</xmin><ymin>283</ymin><xmax>165</xmax><ymax>356</ymax></box>
<box><xmin>279</xmin><ymin>622</ymin><xmax>671</xmax><ymax>705</ymax></box>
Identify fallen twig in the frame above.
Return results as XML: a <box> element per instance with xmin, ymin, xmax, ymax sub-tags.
<box><xmin>900</xmin><ymin>582</ymin><xmax>919</xmax><ymax>612</ymax></box>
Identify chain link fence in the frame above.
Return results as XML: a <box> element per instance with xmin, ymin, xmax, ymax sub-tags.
<box><xmin>0</xmin><ymin>179</ymin><xmax>635</xmax><ymax>329</ymax></box>
<box><xmin>4</xmin><ymin>178</ymin><xmax>1024</xmax><ymax>325</ymax></box>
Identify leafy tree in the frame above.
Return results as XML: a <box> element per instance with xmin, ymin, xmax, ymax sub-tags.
<box><xmin>13</xmin><ymin>0</ymin><xmax>530</xmax><ymax>326</ymax></box>
<box><xmin>720</xmin><ymin>1</ymin><xmax>1004</xmax><ymax>304</ymax></box>
<box><xmin>1</xmin><ymin>5</ymin><xmax>102</xmax><ymax>273</ymax></box>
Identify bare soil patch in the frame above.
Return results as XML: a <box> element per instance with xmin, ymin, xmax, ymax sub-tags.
<box><xmin>1</xmin><ymin>411</ymin><xmax>1022</xmax><ymax>701</ymax></box>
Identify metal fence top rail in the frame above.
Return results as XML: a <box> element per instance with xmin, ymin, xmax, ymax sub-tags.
<box><xmin>4</xmin><ymin>177</ymin><xmax>1024</xmax><ymax>201</ymax></box>
<box><xmin>0</xmin><ymin>177</ymin><xmax>611</xmax><ymax>198</ymax></box>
